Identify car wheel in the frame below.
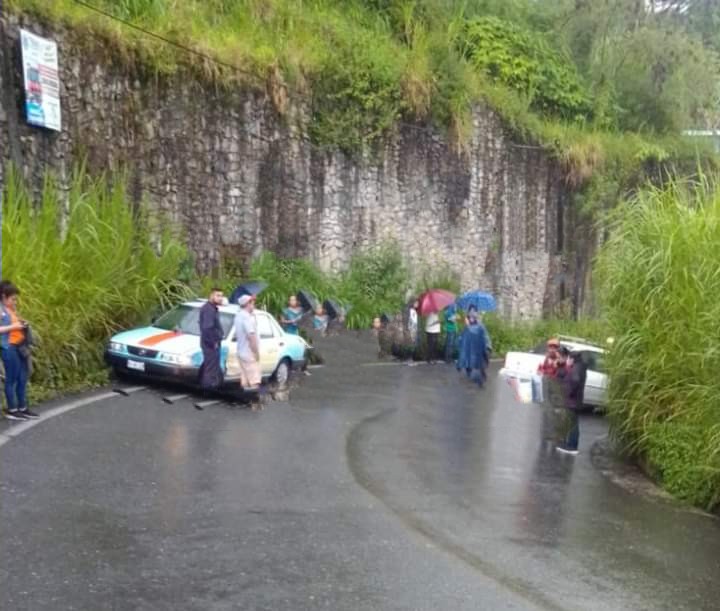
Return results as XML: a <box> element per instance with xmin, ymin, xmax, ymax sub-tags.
<box><xmin>273</xmin><ymin>359</ymin><xmax>291</xmax><ymax>389</ymax></box>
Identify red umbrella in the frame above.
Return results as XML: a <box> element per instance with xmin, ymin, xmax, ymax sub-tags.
<box><xmin>417</xmin><ymin>289</ymin><xmax>456</xmax><ymax>316</ymax></box>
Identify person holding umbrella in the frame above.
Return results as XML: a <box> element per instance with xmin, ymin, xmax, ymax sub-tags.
<box><xmin>425</xmin><ymin>310</ymin><xmax>441</xmax><ymax>363</ymax></box>
<box><xmin>416</xmin><ymin>289</ymin><xmax>455</xmax><ymax>364</ymax></box>
<box><xmin>281</xmin><ymin>295</ymin><xmax>303</xmax><ymax>335</ymax></box>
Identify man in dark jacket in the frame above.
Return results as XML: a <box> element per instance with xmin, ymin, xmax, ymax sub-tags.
<box><xmin>199</xmin><ymin>288</ymin><xmax>225</xmax><ymax>392</ymax></box>
<box><xmin>556</xmin><ymin>350</ymin><xmax>586</xmax><ymax>455</ymax></box>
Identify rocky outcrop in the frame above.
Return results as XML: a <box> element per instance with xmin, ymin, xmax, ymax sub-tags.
<box><xmin>0</xmin><ymin>13</ymin><xmax>586</xmax><ymax>319</ymax></box>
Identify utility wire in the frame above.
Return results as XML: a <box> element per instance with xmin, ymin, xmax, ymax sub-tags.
<box><xmin>68</xmin><ymin>0</ymin><xmax>458</xmax><ymax>139</ymax></box>
<box><xmin>71</xmin><ymin>0</ymin><xmax>262</xmax><ymax>82</ymax></box>
<box><xmin>66</xmin><ymin>0</ymin><xmax>544</xmax><ymax>211</ymax></box>
<box><xmin>70</xmin><ymin>0</ymin><xmax>543</xmax><ymax>148</ymax></box>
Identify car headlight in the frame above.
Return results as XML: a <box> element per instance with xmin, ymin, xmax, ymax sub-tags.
<box><xmin>109</xmin><ymin>342</ymin><xmax>126</xmax><ymax>353</ymax></box>
<box><xmin>158</xmin><ymin>353</ymin><xmax>193</xmax><ymax>366</ymax></box>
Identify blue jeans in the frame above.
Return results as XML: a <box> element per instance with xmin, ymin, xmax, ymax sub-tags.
<box><xmin>444</xmin><ymin>331</ymin><xmax>456</xmax><ymax>362</ymax></box>
<box><xmin>564</xmin><ymin>409</ymin><xmax>579</xmax><ymax>450</ymax></box>
<box><xmin>2</xmin><ymin>346</ymin><xmax>28</xmax><ymax>411</ymax></box>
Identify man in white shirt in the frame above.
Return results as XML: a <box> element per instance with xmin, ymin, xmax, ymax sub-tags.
<box><xmin>234</xmin><ymin>295</ymin><xmax>262</xmax><ymax>402</ymax></box>
<box><xmin>425</xmin><ymin>311</ymin><xmax>441</xmax><ymax>363</ymax></box>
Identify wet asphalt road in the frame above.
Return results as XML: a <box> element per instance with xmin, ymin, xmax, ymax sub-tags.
<box><xmin>1</xmin><ymin>333</ymin><xmax>719</xmax><ymax>611</ymax></box>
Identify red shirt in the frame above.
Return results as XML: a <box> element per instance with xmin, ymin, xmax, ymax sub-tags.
<box><xmin>538</xmin><ymin>356</ymin><xmax>561</xmax><ymax>377</ymax></box>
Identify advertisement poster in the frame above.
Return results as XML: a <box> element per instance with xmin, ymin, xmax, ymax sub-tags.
<box><xmin>20</xmin><ymin>29</ymin><xmax>61</xmax><ymax>132</ymax></box>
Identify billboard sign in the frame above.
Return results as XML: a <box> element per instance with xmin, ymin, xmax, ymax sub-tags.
<box><xmin>20</xmin><ymin>29</ymin><xmax>61</xmax><ymax>131</ymax></box>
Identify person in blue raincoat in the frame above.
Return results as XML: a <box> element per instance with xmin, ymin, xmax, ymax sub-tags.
<box><xmin>457</xmin><ymin>306</ymin><xmax>487</xmax><ymax>387</ymax></box>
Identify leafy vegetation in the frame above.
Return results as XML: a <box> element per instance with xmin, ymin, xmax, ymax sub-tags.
<box><xmin>213</xmin><ymin>247</ymin><xmax>604</xmax><ymax>357</ymax></box>
<box><xmin>9</xmin><ymin>0</ymin><xmax>719</xmax><ymax>164</ymax></box>
<box><xmin>596</xmin><ymin>176</ymin><xmax>720</xmax><ymax>511</ymax></box>
<box><xmin>214</xmin><ymin>244</ymin><xmax>412</xmax><ymax>330</ymax></box>
<box><xmin>1</xmin><ymin>166</ymin><xmax>192</xmax><ymax>399</ymax></box>
<box><xmin>460</xmin><ymin>17</ymin><xmax>592</xmax><ymax>121</ymax></box>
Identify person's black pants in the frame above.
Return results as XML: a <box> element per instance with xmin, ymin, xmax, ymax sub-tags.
<box><xmin>426</xmin><ymin>332</ymin><xmax>439</xmax><ymax>362</ymax></box>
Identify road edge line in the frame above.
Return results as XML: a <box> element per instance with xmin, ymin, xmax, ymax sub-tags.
<box><xmin>0</xmin><ymin>391</ymin><xmax>119</xmax><ymax>448</ymax></box>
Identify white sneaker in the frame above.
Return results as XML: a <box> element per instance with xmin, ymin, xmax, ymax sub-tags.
<box><xmin>556</xmin><ymin>445</ymin><xmax>579</xmax><ymax>455</ymax></box>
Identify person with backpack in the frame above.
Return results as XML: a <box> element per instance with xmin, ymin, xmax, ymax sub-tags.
<box><xmin>0</xmin><ymin>282</ymin><xmax>39</xmax><ymax>420</ymax></box>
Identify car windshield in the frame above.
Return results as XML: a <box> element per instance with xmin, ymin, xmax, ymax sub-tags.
<box><xmin>154</xmin><ymin>305</ymin><xmax>235</xmax><ymax>337</ymax></box>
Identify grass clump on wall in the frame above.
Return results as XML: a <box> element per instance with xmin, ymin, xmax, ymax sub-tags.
<box><xmin>596</xmin><ymin>177</ymin><xmax>720</xmax><ymax>511</ymax></box>
<box><xmin>1</xmin><ymin>166</ymin><xmax>191</xmax><ymax>399</ymax></box>
<box><xmin>9</xmin><ymin>0</ymin><xmax>710</xmax><ymax>172</ymax></box>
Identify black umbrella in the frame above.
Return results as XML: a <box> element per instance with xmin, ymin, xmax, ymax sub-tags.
<box><xmin>229</xmin><ymin>280</ymin><xmax>268</xmax><ymax>304</ymax></box>
<box><xmin>297</xmin><ymin>289</ymin><xmax>319</xmax><ymax>312</ymax></box>
<box><xmin>323</xmin><ymin>299</ymin><xmax>352</xmax><ymax>320</ymax></box>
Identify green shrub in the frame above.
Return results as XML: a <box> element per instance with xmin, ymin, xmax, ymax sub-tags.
<box><xmin>645</xmin><ymin>423</ymin><xmax>720</xmax><ymax>509</ymax></box>
<box><xmin>596</xmin><ymin>177</ymin><xmax>720</xmax><ymax>511</ymax></box>
<box><xmin>248</xmin><ymin>252</ymin><xmax>333</xmax><ymax>317</ymax></box>
<box><xmin>459</xmin><ymin>16</ymin><xmax>592</xmax><ymax>121</ymax></box>
<box><xmin>239</xmin><ymin>243</ymin><xmax>409</xmax><ymax>331</ymax></box>
<box><xmin>336</xmin><ymin>243</ymin><xmax>409</xmax><ymax>328</ymax></box>
<box><xmin>309</xmin><ymin>24</ymin><xmax>405</xmax><ymax>154</ymax></box>
<box><xmin>2</xmin><ymin>166</ymin><xmax>191</xmax><ymax>399</ymax></box>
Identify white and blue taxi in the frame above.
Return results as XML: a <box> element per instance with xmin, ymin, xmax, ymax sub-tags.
<box><xmin>105</xmin><ymin>299</ymin><xmax>309</xmax><ymax>388</ymax></box>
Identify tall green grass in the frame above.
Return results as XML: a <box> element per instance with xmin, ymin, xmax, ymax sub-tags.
<box><xmin>1</xmin><ymin>166</ymin><xmax>191</xmax><ymax>398</ymax></box>
<box><xmin>596</xmin><ymin>177</ymin><xmax>720</xmax><ymax>510</ymax></box>
<box><xmin>483</xmin><ymin>314</ymin><xmax>608</xmax><ymax>356</ymax></box>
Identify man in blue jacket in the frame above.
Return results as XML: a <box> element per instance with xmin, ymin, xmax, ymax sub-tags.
<box><xmin>198</xmin><ymin>288</ymin><xmax>225</xmax><ymax>392</ymax></box>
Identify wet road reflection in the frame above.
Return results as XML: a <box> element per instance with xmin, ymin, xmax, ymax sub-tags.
<box><xmin>347</xmin><ymin>358</ymin><xmax>720</xmax><ymax>611</ymax></box>
<box><xmin>1</xmin><ymin>333</ymin><xmax>718</xmax><ymax>611</ymax></box>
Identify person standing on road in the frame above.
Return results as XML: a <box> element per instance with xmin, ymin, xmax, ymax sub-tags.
<box><xmin>556</xmin><ymin>350</ymin><xmax>586</xmax><ymax>456</ymax></box>
<box><xmin>199</xmin><ymin>287</ymin><xmax>225</xmax><ymax>392</ymax></box>
<box><xmin>476</xmin><ymin>313</ymin><xmax>492</xmax><ymax>384</ymax></box>
<box><xmin>234</xmin><ymin>294</ymin><xmax>262</xmax><ymax>408</ymax></box>
<box><xmin>406</xmin><ymin>300</ymin><xmax>419</xmax><ymax>363</ymax></box>
<box><xmin>457</xmin><ymin>306</ymin><xmax>487</xmax><ymax>386</ymax></box>
<box><xmin>425</xmin><ymin>310</ymin><xmax>441</xmax><ymax>363</ymax></box>
<box><xmin>280</xmin><ymin>295</ymin><xmax>303</xmax><ymax>335</ymax></box>
<box><xmin>443</xmin><ymin>305</ymin><xmax>458</xmax><ymax>364</ymax></box>
<box><xmin>538</xmin><ymin>338</ymin><xmax>561</xmax><ymax>376</ymax></box>
<box><xmin>0</xmin><ymin>283</ymin><xmax>38</xmax><ymax>420</ymax></box>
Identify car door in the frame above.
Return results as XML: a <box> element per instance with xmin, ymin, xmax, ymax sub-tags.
<box><xmin>224</xmin><ymin>320</ymin><xmax>240</xmax><ymax>381</ymax></box>
<box><xmin>255</xmin><ymin>312</ymin><xmax>280</xmax><ymax>376</ymax></box>
<box><xmin>581</xmin><ymin>350</ymin><xmax>607</xmax><ymax>406</ymax></box>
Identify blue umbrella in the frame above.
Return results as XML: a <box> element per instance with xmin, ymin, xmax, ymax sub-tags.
<box><xmin>456</xmin><ymin>290</ymin><xmax>496</xmax><ymax>312</ymax></box>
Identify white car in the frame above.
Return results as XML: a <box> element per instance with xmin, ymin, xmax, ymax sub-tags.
<box><xmin>499</xmin><ymin>335</ymin><xmax>608</xmax><ymax>409</ymax></box>
<box><xmin>105</xmin><ymin>299</ymin><xmax>310</xmax><ymax>389</ymax></box>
